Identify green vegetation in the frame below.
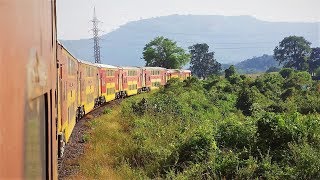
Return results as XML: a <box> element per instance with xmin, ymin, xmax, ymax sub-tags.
<box><xmin>189</xmin><ymin>43</ymin><xmax>221</xmax><ymax>79</ymax></box>
<box><xmin>143</xmin><ymin>36</ymin><xmax>190</xmax><ymax>69</ymax></box>
<box><xmin>77</xmin><ymin>69</ymin><xmax>320</xmax><ymax>179</ymax></box>
<box><xmin>274</xmin><ymin>36</ymin><xmax>320</xmax><ymax>73</ymax></box>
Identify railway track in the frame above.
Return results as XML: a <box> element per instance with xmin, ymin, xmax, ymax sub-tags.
<box><xmin>58</xmin><ymin>99</ymin><xmax>122</xmax><ymax>179</ymax></box>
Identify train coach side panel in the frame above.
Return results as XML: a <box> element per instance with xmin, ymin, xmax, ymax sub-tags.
<box><xmin>0</xmin><ymin>0</ymin><xmax>58</xmax><ymax>179</ymax></box>
<box><xmin>57</xmin><ymin>44</ymin><xmax>78</xmax><ymax>142</ymax></box>
<box><xmin>123</xmin><ymin>69</ymin><xmax>139</xmax><ymax>96</ymax></box>
<box><xmin>181</xmin><ymin>70</ymin><xmax>191</xmax><ymax>80</ymax></box>
<box><xmin>79</xmin><ymin>62</ymin><xmax>100</xmax><ymax>113</ymax></box>
<box><xmin>100</xmin><ymin>68</ymin><xmax>117</xmax><ymax>102</ymax></box>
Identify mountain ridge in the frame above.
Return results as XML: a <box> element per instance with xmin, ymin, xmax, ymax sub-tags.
<box><xmin>60</xmin><ymin>14</ymin><xmax>319</xmax><ymax>66</ymax></box>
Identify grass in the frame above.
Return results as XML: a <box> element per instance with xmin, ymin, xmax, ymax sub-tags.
<box><xmin>73</xmin><ymin>94</ymin><xmax>150</xmax><ymax>179</ymax></box>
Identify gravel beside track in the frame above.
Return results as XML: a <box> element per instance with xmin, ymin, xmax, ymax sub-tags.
<box><xmin>58</xmin><ymin>99</ymin><xmax>122</xmax><ymax>179</ymax></box>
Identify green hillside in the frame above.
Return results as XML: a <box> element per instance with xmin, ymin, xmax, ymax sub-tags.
<box><xmin>76</xmin><ymin>71</ymin><xmax>320</xmax><ymax>179</ymax></box>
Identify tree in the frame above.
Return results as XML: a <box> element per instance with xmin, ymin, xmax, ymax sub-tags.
<box><xmin>274</xmin><ymin>36</ymin><xmax>311</xmax><ymax>71</ymax></box>
<box><xmin>189</xmin><ymin>43</ymin><xmax>221</xmax><ymax>79</ymax></box>
<box><xmin>225</xmin><ymin>65</ymin><xmax>236</xmax><ymax>79</ymax></box>
<box><xmin>142</xmin><ymin>36</ymin><xmax>190</xmax><ymax>69</ymax></box>
<box><xmin>309</xmin><ymin>47</ymin><xmax>320</xmax><ymax>75</ymax></box>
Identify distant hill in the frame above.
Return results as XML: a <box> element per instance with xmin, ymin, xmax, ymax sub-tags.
<box><xmin>60</xmin><ymin>15</ymin><xmax>319</xmax><ymax>66</ymax></box>
<box><xmin>235</xmin><ymin>54</ymin><xmax>280</xmax><ymax>73</ymax></box>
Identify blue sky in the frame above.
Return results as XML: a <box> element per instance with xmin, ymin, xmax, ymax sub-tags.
<box><xmin>57</xmin><ymin>0</ymin><xmax>319</xmax><ymax>40</ymax></box>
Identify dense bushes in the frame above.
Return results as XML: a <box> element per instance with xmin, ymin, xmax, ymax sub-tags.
<box><xmin>118</xmin><ymin>71</ymin><xmax>320</xmax><ymax>179</ymax></box>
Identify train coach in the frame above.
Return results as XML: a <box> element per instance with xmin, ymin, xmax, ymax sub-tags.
<box><xmin>57</xmin><ymin>43</ymin><xmax>102</xmax><ymax>157</ymax></box>
<box><xmin>167</xmin><ymin>69</ymin><xmax>191</xmax><ymax>81</ymax></box>
<box><xmin>141</xmin><ymin>67</ymin><xmax>167</xmax><ymax>91</ymax></box>
<box><xmin>97</xmin><ymin>64</ymin><xmax>119</xmax><ymax>102</ymax></box>
<box><xmin>181</xmin><ymin>69</ymin><xmax>192</xmax><ymax>80</ymax></box>
<box><xmin>119</xmin><ymin>66</ymin><xmax>142</xmax><ymax>97</ymax></box>
<box><xmin>57</xmin><ymin>43</ymin><xmax>79</xmax><ymax>157</ymax></box>
<box><xmin>0</xmin><ymin>0</ymin><xmax>58</xmax><ymax>179</ymax></box>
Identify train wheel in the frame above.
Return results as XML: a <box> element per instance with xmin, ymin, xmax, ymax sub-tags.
<box><xmin>58</xmin><ymin>133</ymin><xmax>66</xmax><ymax>158</ymax></box>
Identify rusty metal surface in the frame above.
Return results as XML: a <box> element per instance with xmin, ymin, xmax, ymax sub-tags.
<box><xmin>0</xmin><ymin>0</ymin><xmax>57</xmax><ymax>179</ymax></box>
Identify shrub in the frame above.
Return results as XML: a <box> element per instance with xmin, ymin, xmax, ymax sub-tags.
<box><xmin>279</xmin><ymin>68</ymin><xmax>294</xmax><ymax>78</ymax></box>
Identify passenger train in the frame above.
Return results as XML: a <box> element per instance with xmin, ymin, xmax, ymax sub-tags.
<box><xmin>0</xmin><ymin>0</ymin><xmax>191</xmax><ymax>179</ymax></box>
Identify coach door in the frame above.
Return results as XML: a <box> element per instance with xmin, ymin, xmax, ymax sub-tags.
<box><xmin>118</xmin><ymin>73</ymin><xmax>122</xmax><ymax>91</ymax></box>
<box><xmin>25</xmin><ymin>93</ymin><xmax>52</xmax><ymax>179</ymax></box>
<box><xmin>141</xmin><ymin>71</ymin><xmax>145</xmax><ymax>88</ymax></box>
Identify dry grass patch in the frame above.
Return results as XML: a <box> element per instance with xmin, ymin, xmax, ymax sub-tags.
<box><xmin>76</xmin><ymin>106</ymin><xmax>136</xmax><ymax>179</ymax></box>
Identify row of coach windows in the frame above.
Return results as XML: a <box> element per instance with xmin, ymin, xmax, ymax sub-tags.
<box><xmin>68</xmin><ymin>58</ymin><xmax>76</xmax><ymax>76</ymax></box>
<box><xmin>107</xmin><ymin>70</ymin><xmax>115</xmax><ymax>76</ymax></box>
<box><xmin>128</xmin><ymin>70</ymin><xmax>137</xmax><ymax>76</ymax></box>
<box><xmin>152</xmin><ymin>82</ymin><xmax>161</xmax><ymax>87</ymax></box>
<box><xmin>86</xmin><ymin>67</ymin><xmax>94</xmax><ymax>77</ymax></box>
<box><xmin>151</xmin><ymin>70</ymin><xmax>160</xmax><ymax>75</ymax></box>
<box><xmin>107</xmin><ymin>88</ymin><xmax>115</xmax><ymax>95</ymax></box>
<box><xmin>129</xmin><ymin>84</ymin><xmax>137</xmax><ymax>90</ymax></box>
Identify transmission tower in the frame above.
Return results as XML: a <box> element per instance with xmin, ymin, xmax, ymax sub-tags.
<box><xmin>91</xmin><ymin>7</ymin><xmax>101</xmax><ymax>64</ymax></box>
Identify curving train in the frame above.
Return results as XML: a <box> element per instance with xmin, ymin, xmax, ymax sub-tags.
<box><xmin>56</xmin><ymin>43</ymin><xmax>191</xmax><ymax>157</ymax></box>
<box><xmin>0</xmin><ymin>0</ymin><xmax>190</xmax><ymax>179</ymax></box>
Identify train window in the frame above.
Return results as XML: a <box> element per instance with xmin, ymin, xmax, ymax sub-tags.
<box><xmin>24</xmin><ymin>94</ymin><xmax>48</xmax><ymax>179</ymax></box>
<box><xmin>60</xmin><ymin>65</ymin><xmax>63</xmax><ymax>79</ymax></box>
<box><xmin>64</xmin><ymin>82</ymin><xmax>67</xmax><ymax>101</ymax></box>
<box><xmin>68</xmin><ymin>58</ymin><xmax>76</xmax><ymax>76</ymax></box>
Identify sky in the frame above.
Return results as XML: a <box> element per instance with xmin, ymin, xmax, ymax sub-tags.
<box><xmin>57</xmin><ymin>0</ymin><xmax>320</xmax><ymax>40</ymax></box>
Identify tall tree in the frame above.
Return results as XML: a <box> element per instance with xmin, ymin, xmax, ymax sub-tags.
<box><xmin>225</xmin><ymin>65</ymin><xmax>236</xmax><ymax>79</ymax></box>
<box><xmin>309</xmin><ymin>47</ymin><xmax>320</xmax><ymax>75</ymax></box>
<box><xmin>142</xmin><ymin>36</ymin><xmax>190</xmax><ymax>69</ymax></box>
<box><xmin>189</xmin><ymin>43</ymin><xmax>221</xmax><ymax>79</ymax></box>
<box><xmin>274</xmin><ymin>36</ymin><xmax>311</xmax><ymax>71</ymax></box>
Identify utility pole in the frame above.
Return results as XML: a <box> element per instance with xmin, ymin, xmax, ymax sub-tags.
<box><xmin>91</xmin><ymin>7</ymin><xmax>101</xmax><ymax>64</ymax></box>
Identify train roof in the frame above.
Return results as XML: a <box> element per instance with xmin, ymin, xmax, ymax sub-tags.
<box><xmin>119</xmin><ymin>66</ymin><xmax>140</xmax><ymax>70</ymax></box>
<box><xmin>140</xmin><ymin>66</ymin><xmax>167</xmax><ymax>70</ymax></box>
<box><xmin>167</xmin><ymin>69</ymin><xmax>181</xmax><ymax>73</ymax></box>
<box><xmin>78</xmin><ymin>59</ymin><xmax>100</xmax><ymax>67</ymax></box>
<box><xmin>96</xmin><ymin>63</ymin><xmax>118</xmax><ymax>69</ymax></box>
<box><xmin>167</xmin><ymin>69</ymin><xmax>191</xmax><ymax>73</ymax></box>
<box><xmin>181</xmin><ymin>69</ymin><xmax>191</xmax><ymax>73</ymax></box>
